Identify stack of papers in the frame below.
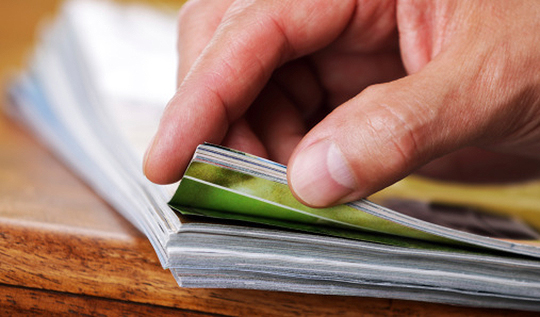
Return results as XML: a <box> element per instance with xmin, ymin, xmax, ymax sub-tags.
<box><xmin>7</xmin><ymin>0</ymin><xmax>540</xmax><ymax>311</ymax></box>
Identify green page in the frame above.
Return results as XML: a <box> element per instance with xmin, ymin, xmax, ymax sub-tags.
<box><xmin>169</xmin><ymin>145</ymin><xmax>540</xmax><ymax>258</ymax></box>
<box><xmin>169</xmin><ymin>160</ymin><xmax>467</xmax><ymax>250</ymax></box>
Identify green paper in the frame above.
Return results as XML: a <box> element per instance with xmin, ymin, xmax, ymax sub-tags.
<box><xmin>170</xmin><ymin>161</ymin><xmax>456</xmax><ymax>247</ymax></box>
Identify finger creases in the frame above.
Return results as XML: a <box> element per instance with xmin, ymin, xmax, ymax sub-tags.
<box><xmin>288</xmin><ymin>60</ymin><xmax>496</xmax><ymax>206</ymax></box>
<box><xmin>146</xmin><ymin>0</ymin><xmax>358</xmax><ymax>184</ymax></box>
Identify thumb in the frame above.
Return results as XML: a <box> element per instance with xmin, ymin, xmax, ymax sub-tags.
<box><xmin>287</xmin><ymin>60</ymin><xmax>496</xmax><ymax>207</ymax></box>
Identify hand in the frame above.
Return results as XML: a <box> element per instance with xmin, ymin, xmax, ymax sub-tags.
<box><xmin>143</xmin><ymin>0</ymin><xmax>540</xmax><ymax>207</ymax></box>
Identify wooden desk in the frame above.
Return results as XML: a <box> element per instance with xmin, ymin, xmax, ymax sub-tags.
<box><xmin>0</xmin><ymin>1</ymin><xmax>534</xmax><ymax>315</ymax></box>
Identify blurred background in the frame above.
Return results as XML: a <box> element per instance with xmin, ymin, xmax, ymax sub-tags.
<box><xmin>0</xmin><ymin>0</ymin><xmax>184</xmax><ymax>105</ymax></box>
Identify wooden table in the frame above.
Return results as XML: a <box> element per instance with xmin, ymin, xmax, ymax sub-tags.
<box><xmin>0</xmin><ymin>1</ymin><xmax>535</xmax><ymax>315</ymax></box>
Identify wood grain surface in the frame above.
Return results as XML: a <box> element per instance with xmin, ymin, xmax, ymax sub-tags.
<box><xmin>0</xmin><ymin>1</ymin><xmax>536</xmax><ymax>315</ymax></box>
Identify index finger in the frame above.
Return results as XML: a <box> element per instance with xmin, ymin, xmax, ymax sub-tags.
<box><xmin>144</xmin><ymin>0</ymin><xmax>356</xmax><ymax>184</ymax></box>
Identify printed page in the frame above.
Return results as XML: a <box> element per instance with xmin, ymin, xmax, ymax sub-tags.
<box><xmin>170</xmin><ymin>144</ymin><xmax>540</xmax><ymax>257</ymax></box>
<box><xmin>371</xmin><ymin>176</ymin><xmax>540</xmax><ymax>247</ymax></box>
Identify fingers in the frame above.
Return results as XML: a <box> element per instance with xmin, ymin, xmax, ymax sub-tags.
<box><xmin>176</xmin><ymin>0</ymin><xmax>233</xmax><ymax>83</ymax></box>
<box><xmin>216</xmin><ymin>81</ymin><xmax>311</xmax><ymax>164</ymax></box>
<box><xmin>287</xmin><ymin>0</ymin><xmax>540</xmax><ymax>207</ymax></box>
<box><xmin>221</xmin><ymin>118</ymin><xmax>268</xmax><ymax>158</ymax></box>
<box><xmin>247</xmin><ymin>82</ymin><xmax>309</xmax><ymax>164</ymax></box>
<box><xmin>286</xmin><ymin>57</ymin><xmax>505</xmax><ymax>207</ymax></box>
<box><xmin>271</xmin><ymin>58</ymin><xmax>324</xmax><ymax>123</ymax></box>
<box><xmin>144</xmin><ymin>0</ymin><xmax>357</xmax><ymax>184</ymax></box>
<box><xmin>311</xmin><ymin>50</ymin><xmax>405</xmax><ymax>108</ymax></box>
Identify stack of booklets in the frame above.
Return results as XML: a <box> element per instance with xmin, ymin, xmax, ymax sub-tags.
<box><xmin>7</xmin><ymin>0</ymin><xmax>540</xmax><ymax>311</ymax></box>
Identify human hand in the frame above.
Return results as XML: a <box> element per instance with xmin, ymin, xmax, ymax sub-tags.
<box><xmin>143</xmin><ymin>0</ymin><xmax>540</xmax><ymax>207</ymax></box>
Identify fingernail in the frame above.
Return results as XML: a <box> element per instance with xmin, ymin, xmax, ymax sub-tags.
<box><xmin>289</xmin><ymin>140</ymin><xmax>356</xmax><ymax>207</ymax></box>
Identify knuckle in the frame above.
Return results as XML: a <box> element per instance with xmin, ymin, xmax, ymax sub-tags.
<box><xmin>376</xmin><ymin>112</ymin><xmax>420</xmax><ymax>171</ymax></box>
<box><xmin>360</xmin><ymin>87</ymin><xmax>426</xmax><ymax>172</ymax></box>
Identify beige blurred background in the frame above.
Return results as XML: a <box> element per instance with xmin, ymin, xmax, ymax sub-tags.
<box><xmin>0</xmin><ymin>0</ymin><xmax>184</xmax><ymax>104</ymax></box>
